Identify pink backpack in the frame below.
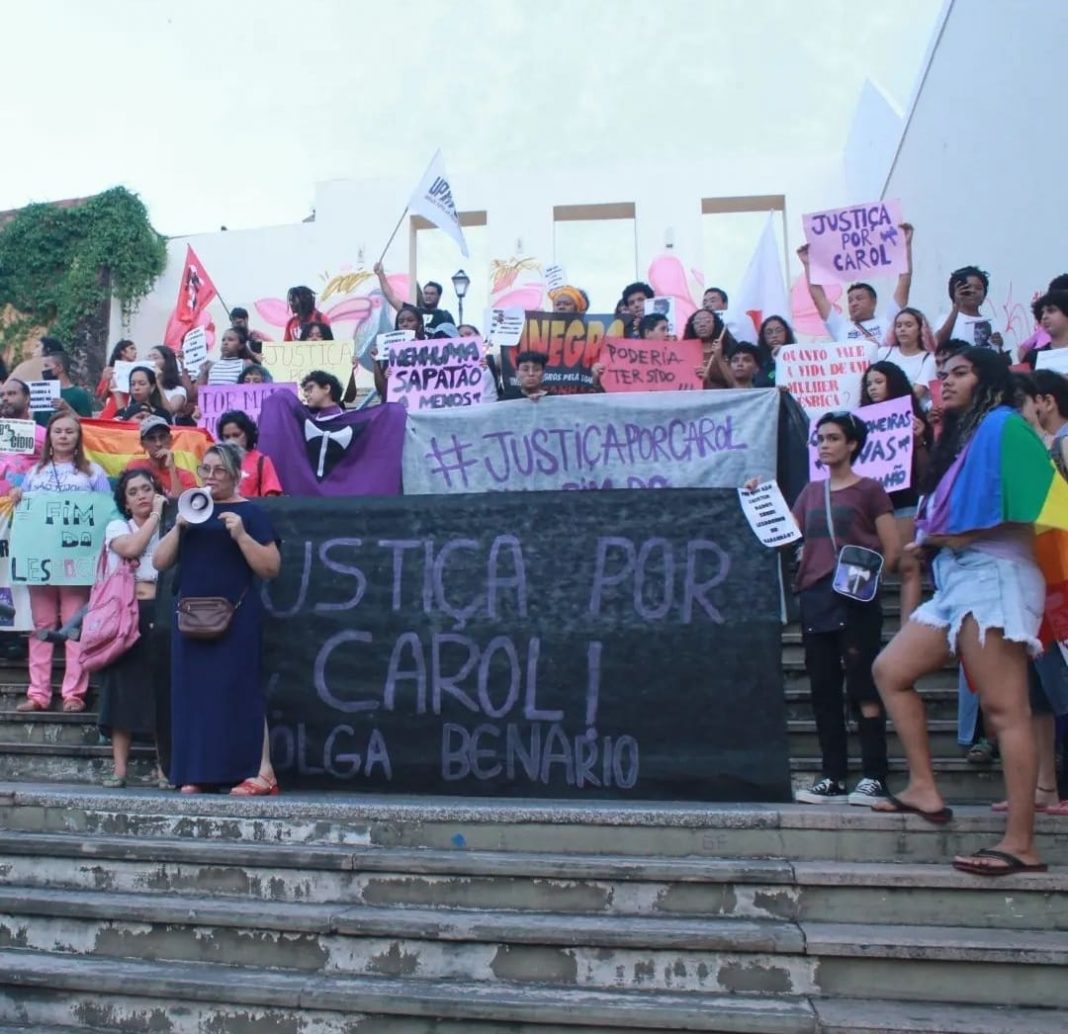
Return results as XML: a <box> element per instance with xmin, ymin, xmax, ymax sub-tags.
<box><xmin>80</xmin><ymin>537</ymin><xmax>141</xmax><ymax>673</ymax></box>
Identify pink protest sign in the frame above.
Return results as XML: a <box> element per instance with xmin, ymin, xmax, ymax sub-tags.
<box><xmin>387</xmin><ymin>337</ymin><xmax>485</xmax><ymax>410</ymax></box>
<box><xmin>599</xmin><ymin>337</ymin><xmax>704</xmax><ymax>392</ymax></box>
<box><xmin>802</xmin><ymin>199</ymin><xmax>906</xmax><ymax>285</ymax></box>
<box><xmin>808</xmin><ymin>395</ymin><xmax>914</xmax><ymax>491</ymax></box>
<box><xmin>196</xmin><ymin>382</ymin><xmax>299</xmax><ymax>439</ymax></box>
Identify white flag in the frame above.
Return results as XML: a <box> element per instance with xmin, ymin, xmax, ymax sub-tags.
<box><xmin>408</xmin><ymin>150</ymin><xmax>469</xmax><ymax>257</ymax></box>
<box><xmin>733</xmin><ymin>212</ymin><xmax>788</xmax><ymax>340</ymax></box>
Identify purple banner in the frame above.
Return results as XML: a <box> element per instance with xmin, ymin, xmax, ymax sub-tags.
<box><xmin>258</xmin><ymin>392</ymin><xmax>405</xmax><ymax>497</ymax></box>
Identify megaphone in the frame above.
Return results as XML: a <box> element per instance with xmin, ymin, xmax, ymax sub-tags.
<box><xmin>177</xmin><ymin>487</ymin><xmax>214</xmax><ymax>525</ymax></box>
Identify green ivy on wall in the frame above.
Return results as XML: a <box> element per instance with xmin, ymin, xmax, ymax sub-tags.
<box><xmin>0</xmin><ymin>186</ymin><xmax>165</xmax><ymax>359</ymax></box>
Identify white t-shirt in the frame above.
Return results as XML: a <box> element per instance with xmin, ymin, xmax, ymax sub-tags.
<box><xmin>163</xmin><ymin>385</ymin><xmax>187</xmax><ymax>405</ymax></box>
<box><xmin>105</xmin><ymin>518</ymin><xmax>160</xmax><ymax>582</ymax></box>
<box><xmin>825</xmin><ymin>301</ymin><xmax>901</xmax><ymax>343</ymax></box>
<box><xmin>207</xmin><ymin>359</ymin><xmax>246</xmax><ymax>385</ymax></box>
<box><xmin>936</xmin><ymin>310</ymin><xmax>1003</xmax><ymax>351</ymax></box>
<box><xmin>877</xmin><ymin>346</ymin><xmax>935</xmax><ymax>388</ymax></box>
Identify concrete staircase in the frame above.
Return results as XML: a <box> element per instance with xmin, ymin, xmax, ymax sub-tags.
<box><xmin>0</xmin><ymin>582</ymin><xmax>1063</xmax><ymax>1033</ymax></box>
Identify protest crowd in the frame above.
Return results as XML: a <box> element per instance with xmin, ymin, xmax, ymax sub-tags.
<box><xmin>1</xmin><ymin>204</ymin><xmax>1067</xmax><ymax>879</ymax></box>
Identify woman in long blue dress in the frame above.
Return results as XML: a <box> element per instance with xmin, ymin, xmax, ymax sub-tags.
<box><xmin>153</xmin><ymin>441</ymin><xmax>281</xmax><ymax>795</ymax></box>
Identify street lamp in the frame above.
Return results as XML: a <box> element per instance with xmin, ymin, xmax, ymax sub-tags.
<box><xmin>451</xmin><ymin>268</ymin><xmax>471</xmax><ymax>325</ymax></box>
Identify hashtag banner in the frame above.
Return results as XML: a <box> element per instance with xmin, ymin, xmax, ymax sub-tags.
<box><xmin>402</xmin><ymin>389</ymin><xmax>779</xmax><ymax>494</ymax></box>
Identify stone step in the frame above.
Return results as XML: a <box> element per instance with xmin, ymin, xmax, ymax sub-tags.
<box><xmin>0</xmin><ymin>745</ymin><xmax>156</xmax><ymax>785</ymax></box>
<box><xmin>789</xmin><ymin>758</ymin><xmax>1003</xmax><ymax>803</ymax></box>
<box><xmin>784</xmin><ymin>687</ymin><xmax>961</xmax><ymax>723</ymax></box>
<box><xmin>3</xmin><ymin>786</ymin><xmax>1066</xmax><ymax>864</ymax></box>
<box><xmin>787</xmin><ymin>720</ymin><xmax>961</xmax><ymax>758</ymax></box>
<box><xmin>0</xmin><ymin>831</ymin><xmax>1063</xmax><ymax>930</ymax></box>
<box><xmin>0</xmin><ymin>949</ymin><xmax>820</xmax><ymax>1033</ymax></box>
<box><xmin>812</xmin><ymin>998</ymin><xmax>1068</xmax><ymax>1034</ymax></box>
<box><xmin>0</xmin><ymin>886</ymin><xmax>1064</xmax><ymax>1006</ymax></box>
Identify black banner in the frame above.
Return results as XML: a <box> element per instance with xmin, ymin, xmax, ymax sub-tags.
<box><xmin>259</xmin><ymin>491</ymin><xmax>791</xmax><ymax>801</ymax></box>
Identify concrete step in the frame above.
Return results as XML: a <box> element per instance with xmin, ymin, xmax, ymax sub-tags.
<box><xmin>790</xmin><ymin>758</ymin><xmax>1003</xmax><ymax>803</ymax></box>
<box><xmin>787</xmin><ymin>720</ymin><xmax>961</xmax><ymax>758</ymax></box>
<box><xmin>783</xmin><ymin>685</ymin><xmax>960</xmax><ymax>722</ymax></box>
<box><xmin>0</xmin><ymin>949</ymin><xmax>820</xmax><ymax>1033</ymax></box>
<box><xmin>0</xmin><ymin>745</ymin><xmax>156</xmax><ymax>784</ymax></box>
<box><xmin>0</xmin><ymin>831</ymin><xmax>1063</xmax><ymax>930</ymax></box>
<box><xmin>812</xmin><ymin>998</ymin><xmax>1068</xmax><ymax>1034</ymax></box>
<box><xmin>3</xmin><ymin>785</ymin><xmax>1066</xmax><ymax>864</ymax></box>
<box><xmin>0</xmin><ymin>886</ymin><xmax>1064</xmax><ymax>1005</ymax></box>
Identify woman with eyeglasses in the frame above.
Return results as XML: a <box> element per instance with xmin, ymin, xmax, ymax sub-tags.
<box><xmin>788</xmin><ymin>410</ymin><xmax>900</xmax><ymax>807</ymax></box>
<box><xmin>153</xmin><ymin>441</ymin><xmax>282</xmax><ymax>795</ymax></box>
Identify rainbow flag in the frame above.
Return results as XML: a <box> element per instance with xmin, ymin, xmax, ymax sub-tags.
<box><xmin>916</xmin><ymin>405</ymin><xmax>1068</xmax><ymax>644</ymax></box>
<box><xmin>81</xmin><ymin>420</ymin><xmax>212</xmax><ymax>483</ymax></box>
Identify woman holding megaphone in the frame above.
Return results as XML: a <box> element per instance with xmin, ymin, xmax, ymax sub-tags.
<box><xmin>154</xmin><ymin>441</ymin><xmax>282</xmax><ymax>795</ymax></box>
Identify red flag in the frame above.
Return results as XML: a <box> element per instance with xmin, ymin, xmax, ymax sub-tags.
<box><xmin>163</xmin><ymin>245</ymin><xmax>219</xmax><ymax>348</ymax></box>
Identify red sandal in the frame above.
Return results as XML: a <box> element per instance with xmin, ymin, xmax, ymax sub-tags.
<box><xmin>229</xmin><ymin>775</ymin><xmax>279</xmax><ymax>797</ymax></box>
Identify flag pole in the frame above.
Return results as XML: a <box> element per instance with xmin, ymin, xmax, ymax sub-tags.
<box><xmin>377</xmin><ymin>207</ymin><xmax>409</xmax><ymax>265</ymax></box>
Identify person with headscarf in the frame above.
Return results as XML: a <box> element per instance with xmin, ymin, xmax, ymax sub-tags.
<box><xmin>549</xmin><ymin>286</ymin><xmax>589</xmax><ymax>314</ymax></box>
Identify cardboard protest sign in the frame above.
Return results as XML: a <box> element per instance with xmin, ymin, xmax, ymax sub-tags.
<box><xmin>777</xmin><ymin>340</ymin><xmax>878</xmax><ymax>417</ymax></box>
<box><xmin>1035</xmin><ymin>349</ymin><xmax>1068</xmax><ymax>376</ymax></box>
<box><xmin>10</xmin><ymin>491</ymin><xmax>113</xmax><ymax>586</ymax></box>
<box><xmin>260</xmin><ymin>491</ymin><xmax>792</xmax><ymax>801</ymax></box>
<box><xmin>739</xmin><ymin>481</ymin><xmax>801</xmax><ymax>548</ymax></box>
<box><xmin>0</xmin><ymin>420</ymin><xmax>38</xmax><ymax>455</ymax></box>
<box><xmin>802</xmin><ymin>199</ymin><xmax>906</xmax><ymax>285</ymax></box>
<box><xmin>0</xmin><ymin>455</ymin><xmax>41</xmax><ymax>629</ymax></box>
<box><xmin>599</xmin><ymin>337</ymin><xmax>704</xmax><ymax>392</ymax></box>
<box><xmin>486</xmin><ymin>308</ymin><xmax>524</xmax><ymax>349</ymax></box>
<box><xmin>113</xmin><ymin>361</ymin><xmax>156</xmax><ymax>394</ymax></box>
<box><xmin>196</xmin><ymin>382</ymin><xmax>300</xmax><ymax>440</ymax></box>
<box><xmin>260</xmin><ymin>341</ymin><xmax>354</xmax><ymax>395</ymax></box>
<box><xmin>644</xmin><ymin>297</ymin><xmax>678</xmax><ymax>335</ymax></box>
<box><xmin>403</xmin><ymin>390</ymin><xmax>779</xmax><ymax>494</ymax></box>
<box><xmin>28</xmin><ymin>381</ymin><xmax>60</xmax><ymax>413</ymax></box>
<box><xmin>386</xmin><ymin>337</ymin><xmax>484</xmax><ymax>410</ymax></box>
<box><xmin>500</xmin><ymin>311</ymin><xmax>627</xmax><ymax>396</ymax></box>
<box><xmin>181</xmin><ymin>327</ymin><xmax>209</xmax><ymax>377</ymax></box>
<box><xmin>807</xmin><ymin>395</ymin><xmax>914</xmax><ymax>491</ymax></box>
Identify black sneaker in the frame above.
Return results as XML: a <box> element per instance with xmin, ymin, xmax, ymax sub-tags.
<box><xmin>848</xmin><ymin>777</ymin><xmax>888</xmax><ymax>806</ymax></box>
<box><xmin>795</xmin><ymin>777</ymin><xmax>848</xmax><ymax>804</ymax></box>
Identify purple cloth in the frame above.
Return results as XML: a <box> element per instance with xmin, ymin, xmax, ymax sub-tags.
<box><xmin>257</xmin><ymin>392</ymin><xmax>405</xmax><ymax>497</ymax></box>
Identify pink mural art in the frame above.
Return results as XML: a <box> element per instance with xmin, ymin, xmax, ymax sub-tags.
<box><xmin>489</xmin><ymin>258</ymin><xmax>545</xmax><ymax>311</ymax></box>
<box><xmin>646</xmin><ymin>254</ymin><xmax>701</xmax><ymax>331</ymax></box>
<box><xmin>789</xmin><ymin>273</ymin><xmax>843</xmax><ymax>340</ymax></box>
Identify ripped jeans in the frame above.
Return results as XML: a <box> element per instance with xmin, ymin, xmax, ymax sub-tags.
<box><xmin>912</xmin><ymin>547</ymin><xmax>1044</xmax><ymax>657</ymax></box>
<box><xmin>801</xmin><ymin>600</ymin><xmax>887</xmax><ymax>783</ymax></box>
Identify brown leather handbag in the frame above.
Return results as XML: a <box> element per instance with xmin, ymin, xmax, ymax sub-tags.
<box><xmin>176</xmin><ymin>589</ymin><xmax>248</xmax><ymax>640</ymax></box>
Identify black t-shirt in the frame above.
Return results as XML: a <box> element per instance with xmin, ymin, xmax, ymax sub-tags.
<box><xmin>421</xmin><ymin>307</ymin><xmax>456</xmax><ymax>330</ymax></box>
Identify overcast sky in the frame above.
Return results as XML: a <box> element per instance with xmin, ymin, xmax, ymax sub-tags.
<box><xmin>0</xmin><ymin>0</ymin><xmax>942</xmax><ymax>238</ymax></box>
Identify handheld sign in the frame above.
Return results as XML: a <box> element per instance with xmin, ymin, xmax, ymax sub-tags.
<box><xmin>543</xmin><ymin>264</ymin><xmax>567</xmax><ymax>292</ymax></box>
<box><xmin>739</xmin><ymin>482</ymin><xmax>801</xmax><ymax>548</ymax></box>
<box><xmin>182</xmin><ymin>327</ymin><xmax>209</xmax><ymax>377</ymax></box>
<box><xmin>807</xmin><ymin>396</ymin><xmax>914</xmax><ymax>491</ymax></box>
<box><xmin>802</xmin><ymin>199</ymin><xmax>906</xmax><ymax>285</ymax></box>
<box><xmin>112</xmin><ymin>360</ymin><xmax>155</xmax><ymax>394</ymax></box>
<box><xmin>644</xmin><ymin>297</ymin><xmax>678</xmax><ymax>335</ymax></box>
<box><xmin>1035</xmin><ymin>349</ymin><xmax>1068</xmax><ymax>376</ymax></box>
<box><xmin>599</xmin><ymin>337</ymin><xmax>704</xmax><ymax>392</ymax></box>
<box><xmin>777</xmin><ymin>340</ymin><xmax>877</xmax><ymax>417</ymax></box>
<box><xmin>196</xmin><ymin>382</ymin><xmax>299</xmax><ymax>440</ymax></box>
<box><xmin>0</xmin><ymin>419</ymin><xmax>38</xmax><ymax>455</ymax></box>
<box><xmin>28</xmin><ymin>381</ymin><xmax>60</xmax><ymax>414</ymax></box>
<box><xmin>376</xmin><ymin>329</ymin><xmax>415</xmax><ymax>358</ymax></box>
<box><xmin>486</xmin><ymin>308</ymin><xmax>524</xmax><ymax>350</ymax></box>
<box><xmin>10</xmin><ymin>491</ymin><xmax>113</xmax><ymax>586</ymax></box>
<box><xmin>386</xmin><ymin>337</ymin><xmax>484</xmax><ymax>410</ymax></box>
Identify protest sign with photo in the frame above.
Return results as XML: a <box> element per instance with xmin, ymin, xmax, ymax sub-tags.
<box><xmin>485</xmin><ymin>308</ymin><xmax>524</xmax><ymax>350</ymax></box>
<box><xmin>403</xmin><ymin>390</ymin><xmax>779</xmax><ymax>494</ymax></box>
<box><xmin>10</xmin><ymin>491</ymin><xmax>113</xmax><ymax>586</ymax></box>
<box><xmin>28</xmin><ymin>380</ymin><xmax>60</xmax><ymax>413</ymax></box>
<box><xmin>644</xmin><ymin>296</ymin><xmax>678</xmax><ymax>335</ymax></box>
<box><xmin>0</xmin><ymin>420</ymin><xmax>38</xmax><ymax>455</ymax></box>
<box><xmin>500</xmin><ymin>311</ymin><xmax>627</xmax><ymax>396</ymax></box>
<box><xmin>807</xmin><ymin>395</ymin><xmax>914</xmax><ymax>491</ymax></box>
<box><xmin>777</xmin><ymin>340</ymin><xmax>878</xmax><ymax>417</ymax></box>
<box><xmin>386</xmin><ymin>338</ymin><xmax>484</xmax><ymax>410</ymax></box>
<box><xmin>802</xmin><ymin>199</ymin><xmax>906</xmax><ymax>285</ymax></box>
<box><xmin>196</xmin><ymin>382</ymin><xmax>300</xmax><ymax>440</ymax></box>
<box><xmin>599</xmin><ymin>337</ymin><xmax>704</xmax><ymax>392</ymax></box>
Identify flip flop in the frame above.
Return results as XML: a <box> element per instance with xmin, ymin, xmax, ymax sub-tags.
<box><xmin>874</xmin><ymin>791</ymin><xmax>954</xmax><ymax>825</ymax></box>
<box><xmin>992</xmin><ymin>800</ymin><xmax>1051</xmax><ymax>813</ymax></box>
<box><xmin>1043</xmin><ymin>800</ymin><xmax>1068</xmax><ymax>816</ymax></box>
<box><xmin>953</xmin><ymin>848</ymin><xmax>1048</xmax><ymax>877</ymax></box>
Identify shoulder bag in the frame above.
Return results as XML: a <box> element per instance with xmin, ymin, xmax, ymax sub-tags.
<box><xmin>825</xmin><ymin>479</ymin><xmax>884</xmax><ymax>603</ymax></box>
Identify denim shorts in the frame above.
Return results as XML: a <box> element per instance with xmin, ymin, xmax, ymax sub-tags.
<box><xmin>912</xmin><ymin>547</ymin><xmax>1044</xmax><ymax>657</ymax></box>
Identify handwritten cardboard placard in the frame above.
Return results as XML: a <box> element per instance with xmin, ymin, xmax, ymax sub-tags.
<box><xmin>387</xmin><ymin>337</ymin><xmax>484</xmax><ymax>410</ymax></box>
<box><xmin>181</xmin><ymin>327</ymin><xmax>209</xmax><ymax>377</ymax></box>
<box><xmin>802</xmin><ymin>199</ymin><xmax>906</xmax><ymax>285</ymax></box>
<box><xmin>9</xmin><ymin>491</ymin><xmax>114</xmax><ymax>586</ymax></box>
<box><xmin>0</xmin><ymin>419</ymin><xmax>39</xmax><ymax>455</ymax></box>
<box><xmin>196</xmin><ymin>382</ymin><xmax>300</xmax><ymax>440</ymax></box>
<box><xmin>807</xmin><ymin>395</ymin><xmax>914</xmax><ymax>491</ymax></box>
<box><xmin>600</xmin><ymin>337</ymin><xmax>704</xmax><ymax>392</ymax></box>
<box><xmin>777</xmin><ymin>340</ymin><xmax>877</xmax><ymax>417</ymax></box>
<box><xmin>28</xmin><ymin>380</ymin><xmax>60</xmax><ymax>414</ymax></box>
<box><xmin>260</xmin><ymin>341</ymin><xmax>354</xmax><ymax>395</ymax></box>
